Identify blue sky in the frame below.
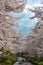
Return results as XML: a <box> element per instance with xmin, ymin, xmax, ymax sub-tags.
<box><xmin>26</xmin><ymin>0</ymin><xmax>41</xmax><ymax>5</ymax></box>
<box><xmin>9</xmin><ymin>0</ymin><xmax>41</xmax><ymax>36</ymax></box>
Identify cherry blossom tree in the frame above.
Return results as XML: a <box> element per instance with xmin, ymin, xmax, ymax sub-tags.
<box><xmin>0</xmin><ymin>0</ymin><xmax>26</xmax><ymax>52</ymax></box>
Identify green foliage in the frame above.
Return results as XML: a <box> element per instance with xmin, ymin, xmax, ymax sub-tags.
<box><xmin>0</xmin><ymin>48</ymin><xmax>43</xmax><ymax>65</ymax></box>
<box><xmin>38</xmin><ymin>62</ymin><xmax>43</xmax><ymax>65</ymax></box>
<box><xmin>17</xmin><ymin>53</ymin><xmax>39</xmax><ymax>64</ymax></box>
<box><xmin>0</xmin><ymin>49</ymin><xmax>17</xmax><ymax>65</ymax></box>
<box><xmin>5</xmin><ymin>54</ymin><xmax>17</xmax><ymax>65</ymax></box>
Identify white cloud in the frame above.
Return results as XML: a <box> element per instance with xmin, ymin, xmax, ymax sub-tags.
<box><xmin>23</xmin><ymin>3</ymin><xmax>43</xmax><ymax>14</ymax></box>
<box><xmin>25</xmin><ymin>4</ymin><xmax>43</xmax><ymax>8</ymax></box>
<box><xmin>23</xmin><ymin>4</ymin><xmax>34</xmax><ymax>13</ymax></box>
<box><xmin>32</xmin><ymin>4</ymin><xmax>43</xmax><ymax>7</ymax></box>
<box><xmin>23</xmin><ymin>8</ymin><xmax>28</xmax><ymax>14</ymax></box>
